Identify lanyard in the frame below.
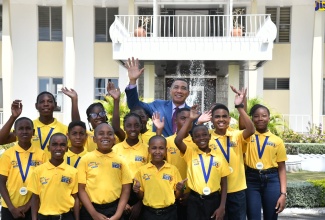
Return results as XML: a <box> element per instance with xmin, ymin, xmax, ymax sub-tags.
<box><xmin>255</xmin><ymin>135</ymin><xmax>269</xmax><ymax>159</ymax></box>
<box><xmin>67</xmin><ymin>156</ymin><xmax>81</xmax><ymax>168</ymax></box>
<box><xmin>15</xmin><ymin>151</ymin><xmax>33</xmax><ymax>183</ymax></box>
<box><xmin>38</xmin><ymin>127</ymin><xmax>54</xmax><ymax>150</ymax></box>
<box><xmin>199</xmin><ymin>154</ymin><xmax>214</xmax><ymax>184</ymax></box>
<box><xmin>216</xmin><ymin>137</ymin><xmax>230</xmax><ymax>163</ymax></box>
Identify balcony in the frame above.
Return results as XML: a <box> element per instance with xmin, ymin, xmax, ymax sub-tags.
<box><xmin>109</xmin><ymin>14</ymin><xmax>277</xmax><ymax>61</ymax></box>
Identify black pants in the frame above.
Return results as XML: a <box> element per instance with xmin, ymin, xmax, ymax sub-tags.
<box><xmin>176</xmin><ymin>198</ymin><xmax>187</xmax><ymax>220</ymax></box>
<box><xmin>1</xmin><ymin>207</ymin><xmax>32</xmax><ymax>220</ymax></box>
<box><xmin>38</xmin><ymin>211</ymin><xmax>74</xmax><ymax>220</ymax></box>
<box><xmin>141</xmin><ymin>204</ymin><xmax>177</xmax><ymax>220</ymax></box>
<box><xmin>80</xmin><ymin>200</ymin><xmax>123</xmax><ymax>220</ymax></box>
<box><xmin>187</xmin><ymin>191</ymin><xmax>221</xmax><ymax>220</ymax></box>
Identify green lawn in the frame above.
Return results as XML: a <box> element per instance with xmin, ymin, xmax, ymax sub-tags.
<box><xmin>287</xmin><ymin>171</ymin><xmax>325</xmax><ymax>182</ymax></box>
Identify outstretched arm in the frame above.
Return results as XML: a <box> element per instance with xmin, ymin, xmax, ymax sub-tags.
<box><xmin>0</xmin><ymin>100</ymin><xmax>22</xmax><ymax>144</ymax></box>
<box><xmin>174</xmin><ymin>105</ymin><xmax>200</xmax><ymax>154</ymax></box>
<box><xmin>107</xmin><ymin>82</ymin><xmax>126</xmax><ymax>141</ymax></box>
<box><xmin>230</xmin><ymin>86</ymin><xmax>255</xmax><ymax>139</ymax></box>
<box><xmin>61</xmin><ymin>88</ymin><xmax>81</xmax><ymax>121</ymax></box>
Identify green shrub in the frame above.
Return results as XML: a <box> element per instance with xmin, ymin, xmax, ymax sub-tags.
<box><xmin>307</xmin><ymin>179</ymin><xmax>325</xmax><ymax>206</ymax></box>
<box><xmin>285</xmin><ymin>143</ymin><xmax>325</xmax><ymax>155</ymax></box>
<box><xmin>287</xmin><ymin>182</ymin><xmax>323</xmax><ymax>208</ymax></box>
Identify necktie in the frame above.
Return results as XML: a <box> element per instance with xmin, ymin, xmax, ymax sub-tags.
<box><xmin>172</xmin><ymin>107</ymin><xmax>179</xmax><ymax>133</ymax></box>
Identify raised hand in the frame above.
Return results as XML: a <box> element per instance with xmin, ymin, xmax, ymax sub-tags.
<box><xmin>61</xmin><ymin>87</ymin><xmax>78</xmax><ymax>100</ymax></box>
<box><xmin>189</xmin><ymin>105</ymin><xmax>201</xmax><ymax>120</ymax></box>
<box><xmin>107</xmin><ymin>81</ymin><xmax>121</xmax><ymax>100</ymax></box>
<box><xmin>125</xmin><ymin>57</ymin><xmax>144</xmax><ymax>85</ymax></box>
<box><xmin>152</xmin><ymin>112</ymin><xmax>165</xmax><ymax>131</ymax></box>
<box><xmin>133</xmin><ymin>178</ymin><xmax>141</xmax><ymax>194</ymax></box>
<box><xmin>176</xmin><ymin>178</ymin><xmax>188</xmax><ymax>192</ymax></box>
<box><xmin>230</xmin><ymin>86</ymin><xmax>246</xmax><ymax>105</ymax></box>
<box><xmin>11</xmin><ymin>100</ymin><xmax>22</xmax><ymax>119</ymax></box>
<box><xmin>197</xmin><ymin>110</ymin><xmax>211</xmax><ymax>124</ymax></box>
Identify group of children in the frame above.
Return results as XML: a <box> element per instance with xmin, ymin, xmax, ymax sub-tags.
<box><xmin>0</xmin><ymin>80</ymin><xmax>287</xmax><ymax>220</ymax></box>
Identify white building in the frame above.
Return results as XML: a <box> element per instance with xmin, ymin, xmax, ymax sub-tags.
<box><xmin>0</xmin><ymin>0</ymin><xmax>324</xmax><ymax>133</ymax></box>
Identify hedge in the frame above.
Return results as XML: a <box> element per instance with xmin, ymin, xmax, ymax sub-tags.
<box><xmin>286</xmin><ymin>179</ymin><xmax>325</xmax><ymax>208</ymax></box>
<box><xmin>285</xmin><ymin>143</ymin><xmax>325</xmax><ymax>155</ymax></box>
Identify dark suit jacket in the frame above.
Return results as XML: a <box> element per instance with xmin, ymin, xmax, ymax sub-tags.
<box><xmin>126</xmin><ymin>86</ymin><xmax>190</xmax><ymax>137</ymax></box>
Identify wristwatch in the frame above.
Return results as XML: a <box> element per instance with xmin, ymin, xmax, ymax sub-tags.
<box><xmin>235</xmin><ymin>103</ymin><xmax>244</xmax><ymax>108</ymax></box>
<box><xmin>280</xmin><ymin>192</ymin><xmax>287</xmax><ymax>198</ymax></box>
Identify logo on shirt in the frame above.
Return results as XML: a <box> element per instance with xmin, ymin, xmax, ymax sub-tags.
<box><xmin>209</xmin><ymin>144</ymin><xmax>217</xmax><ymax>150</ymax></box>
<box><xmin>30</xmin><ymin>160</ymin><xmax>42</xmax><ymax>167</ymax></box>
<box><xmin>212</xmin><ymin>160</ymin><xmax>220</xmax><ymax>168</ymax></box>
<box><xmin>267</xmin><ymin>141</ymin><xmax>276</xmax><ymax>147</ymax></box>
<box><xmin>61</xmin><ymin>175</ymin><xmax>72</xmax><ymax>184</ymax></box>
<box><xmin>168</xmin><ymin>147</ymin><xmax>177</xmax><ymax>154</ymax></box>
<box><xmin>192</xmin><ymin>159</ymin><xmax>200</xmax><ymax>166</ymax></box>
<box><xmin>135</xmin><ymin>156</ymin><xmax>146</xmax><ymax>163</ymax></box>
<box><xmin>88</xmin><ymin>162</ymin><xmax>99</xmax><ymax>168</ymax></box>
<box><xmin>40</xmin><ymin>177</ymin><xmax>49</xmax><ymax>185</ymax></box>
<box><xmin>112</xmin><ymin>162</ymin><xmax>121</xmax><ymax>169</ymax></box>
<box><xmin>11</xmin><ymin>161</ymin><xmax>18</xmax><ymax>168</ymax></box>
<box><xmin>162</xmin><ymin>174</ymin><xmax>173</xmax><ymax>182</ymax></box>
<box><xmin>229</xmin><ymin>141</ymin><xmax>237</xmax><ymax>147</ymax></box>
<box><xmin>142</xmin><ymin>174</ymin><xmax>151</xmax><ymax>180</ymax></box>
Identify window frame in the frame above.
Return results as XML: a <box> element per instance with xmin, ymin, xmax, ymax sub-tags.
<box><xmin>263</xmin><ymin>78</ymin><xmax>290</xmax><ymax>90</ymax></box>
<box><xmin>94</xmin><ymin>78</ymin><xmax>119</xmax><ymax>100</ymax></box>
<box><xmin>94</xmin><ymin>7</ymin><xmax>118</xmax><ymax>42</ymax></box>
<box><xmin>266</xmin><ymin>6</ymin><xmax>291</xmax><ymax>43</ymax></box>
<box><xmin>38</xmin><ymin>6</ymin><xmax>63</xmax><ymax>42</ymax></box>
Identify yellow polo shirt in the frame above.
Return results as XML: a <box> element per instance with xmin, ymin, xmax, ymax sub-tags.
<box><xmin>64</xmin><ymin>148</ymin><xmax>88</xmax><ymax>168</ymax></box>
<box><xmin>210</xmin><ymin>128</ymin><xmax>247</xmax><ymax>193</ymax></box>
<box><xmin>84</xmin><ymin>130</ymin><xmax>120</xmax><ymax>152</ymax></box>
<box><xmin>113</xmin><ymin>140</ymin><xmax>148</xmax><ymax>178</ymax></box>
<box><xmin>244</xmin><ymin>131</ymin><xmax>288</xmax><ymax>169</ymax></box>
<box><xmin>33</xmin><ymin>118</ymin><xmax>68</xmax><ymax>156</ymax></box>
<box><xmin>77</xmin><ymin>150</ymin><xmax>132</xmax><ymax>204</ymax></box>
<box><xmin>0</xmin><ymin>143</ymin><xmax>46</xmax><ymax>208</ymax></box>
<box><xmin>27</xmin><ymin>161</ymin><xmax>78</xmax><ymax>215</ymax></box>
<box><xmin>140</xmin><ymin>130</ymin><xmax>156</xmax><ymax>145</ymax></box>
<box><xmin>182</xmin><ymin>147</ymin><xmax>230</xmax><ymax>195</ymax></box>
<box><xmin>134</xmin><ymin>161</ymin><xmax>182</xmax><ymax>208</ymax></box>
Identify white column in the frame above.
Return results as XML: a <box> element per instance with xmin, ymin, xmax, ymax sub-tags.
<box><xmin>143</xmin><ymin>63</ymin><xmax>155</xmax><ymax>101</ymax></box>
<box><xmin>10</xmin><ymin>3</ymin><xmax>38</xmax><ymax>120</ymax></box>
<box><xmin>73</xmin><ymin>4</ymin><xmax>95</xmax><ymax>124</ymax></box>
<box><xmin>63</xmin><ymin>0</ymin><xmax>75</xmax><ymax>124</ymax></box>
<box><xmin>152</xmin><ymin>0</ymin><xmax>159</xmax><ymax>37</ymax></box>
<box><xmin>312</xmin><ymin>12</ymin><xmax>325</xmax><ymax>124</ymax></box>
<box><xmin>2</xmin><ymin>0</ymin><xmax>13</xmax><ymax>121</ymax></box>
<box><xmin>228</xmin><ymin>65</ymin><xmax>239</xmax><ymax>110</ymax></box>
<box><xmin>247</xmin><ymin>68</ymin><xmax>264</xmax><ymax>100</ymax></box>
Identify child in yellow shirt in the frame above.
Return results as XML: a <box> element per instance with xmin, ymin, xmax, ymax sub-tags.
<box><xmin>133</xmin><ymin>135</ymin><xmax>186</xmax><ymax>220</ymax></box>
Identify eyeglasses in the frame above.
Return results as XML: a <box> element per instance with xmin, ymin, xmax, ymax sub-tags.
<box><xmin>89</xmin><ymin>111</ymin><xmax>107</xmax><ymax>119</ymax></box>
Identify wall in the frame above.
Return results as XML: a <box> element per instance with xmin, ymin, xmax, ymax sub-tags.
<box><xmin>38</xmin><ymin>42</ymin><xmax>64</xmax><ymax>77</ymax></box>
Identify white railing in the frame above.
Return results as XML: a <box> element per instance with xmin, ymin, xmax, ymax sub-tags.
<box><xmin>280</xmin><ymin>114</ymin><xmax>325</xmax><ymax>133</ymax></box>
<box><xmin>112</xmin><ymin>14</ymin><xmax>272</xmax><ymax>39</ymax></box>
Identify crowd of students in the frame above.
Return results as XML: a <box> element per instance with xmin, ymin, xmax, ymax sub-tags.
<box><xmin>0</xmin><ymin>60</ymin><xmax>287</xmax><ymax>220</ymax></box>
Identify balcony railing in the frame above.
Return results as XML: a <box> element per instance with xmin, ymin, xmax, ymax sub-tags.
<box><xmin>110</xmin><ymin>14</ymin><xmax>276</xmax><ymax>40</ymax></box>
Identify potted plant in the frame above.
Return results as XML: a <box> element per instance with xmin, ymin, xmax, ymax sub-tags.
<box><xmin>232</xmin><ymin>8</ymin><xmax>245</xmax><ymax>37</ymax></box>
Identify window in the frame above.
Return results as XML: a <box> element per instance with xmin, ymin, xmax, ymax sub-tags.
<box><xmin>0</xmin><ymin>5</ymin><xmax>2</xmax><ymax>40</ymax></box>
<box><xmin>39</xmin><ymin>78</ymin><xmax>63</xmax><ymax>111</ymax></box>
<box><xmin>95</xmin><ymin>7</ymin><xmax>118</xmax><ymax>42</ymax></box>
<box><xmin>263</xmin><ymin>78</ymin><xmax>289</xmax><ymax>90</ymax></box>
<box><xmin>95</xmin><ymin>78</ymin><xmax>119</xmax><ymax>100</ymax></box>
<box><xmin>323</xmin><ymin>79</ymin><xmax>325</xmax><ymax>114</ymax></box>
<box><xmin>38</xmin><ymin>6</ymin><xmax>62</xmax><ymax>41</ymax></box>
<box><xmin>266</xmin><ymin>7</ymin><xmax>291</xmax><ymax>43</ymax></box>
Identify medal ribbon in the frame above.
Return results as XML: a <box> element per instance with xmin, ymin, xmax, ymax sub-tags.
<box><xmin>216</xmin><ymin>137</ymin><xmax>230</xmax><ymax>163</ymax></box>
<box><xmin>255</xmin><ymin>135</ymin><xmax>269</xmax><ymax>159</ymax></box>
<box><xmin>199</xmin><ymin>154</ymin><xmax>214</xmax><ymax>184</ymax></box>
<box><xmin>16</xmin><ymin>151</ymin><xmax>33</xmax><ymax>183</ymax></box>
<box><xmin>67</xmin><ymin>157</ymin><xmax>81</xmax><ymax>168</ymax></box>
<box><xmin>38</xmin><ymin>127</ymin><xmax>54</xmax><ymax>150</ymax></box>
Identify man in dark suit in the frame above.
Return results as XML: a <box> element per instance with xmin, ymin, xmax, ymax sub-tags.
<box><xmin>125</xmin><ymin>57</ymin><xmax>190</xmax><ymax>137</ymax></box>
